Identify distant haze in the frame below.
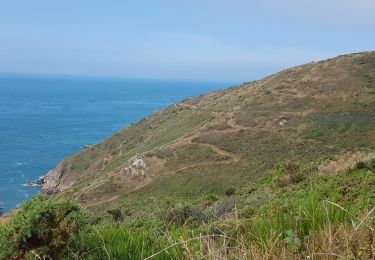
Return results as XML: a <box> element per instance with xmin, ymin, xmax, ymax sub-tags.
<box><xmin>0</xmin><ymin>0</ymin><xmax>374</xmax><ymax>81</ymax></box>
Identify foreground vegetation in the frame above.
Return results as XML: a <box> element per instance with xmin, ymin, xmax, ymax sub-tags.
<box><xmin>2</xmin><ymin>153</ymin><xmax>375</xmax><ymax>259</ymax></box>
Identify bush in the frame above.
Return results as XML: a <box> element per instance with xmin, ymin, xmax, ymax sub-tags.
<box><xmin>274</xmin><ymin>162</ymin><xmax>307</xmax><ymax>188</ymax></box>
<box><xmin>107</xmin><ymin>208</ymin><xmax>131</xmax><ymax>222</ymax></box>
<box><xmin>163</xmin><ymin>204</ymin><xmax>207</xmax><ymax>227</ymax></box>
<box><xmin>0</xmin><ymin>195</ymin><xmax>84</xmax><ymax>259</ymax></box>
<box><xmin>356</xmin><ymin>155</ymin><xmax>375</xmax><ymax>170</ymax></box>
<box><xmin>356</xmin><ymin>161</ymin><xmax>367</xmax><ymax>169</ymax></box>
<box><xmin>212</xmin><ymin>198</ymin><xmax>236</xmax><ymax>219</ymax></box>
<box><xmin>203</xmin><ymin>194</ymin><xmax>219</xmax><ymax>202</ymax></box>
<box><xmin>202</xmin><ymin>194</ymin><xmax>219</xmax><ymax>207</ymax></box>
<box><xmin>225</xmin><ymin>187</ymin><xmax>236</xmax><ymax>196</ymax></box>
<box><xmin>238</xmin><ymin>205</ymin><xmax>255</xmax><ymax>219</ymax></box>
<box><xmin>107</xmin><ymin>208</ymin><xmax>124</xmax><ymax>221</ymax></box>
<box><xmin>285</xmin><ymin>162</ymin><xmax>299</xmax><ymax>174</ymax></box>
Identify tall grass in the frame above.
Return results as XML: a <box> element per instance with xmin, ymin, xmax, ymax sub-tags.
<box><xmin>67</xmin><ymin>224</ymin><xmax>197</xmax><ymax>259</ymax></box>
<box><xmin>248</xmin><ymin>189</ymin><xmax>353</xmax><ymax>246</ymax></box>
<box><xmin>64</xmin><ymin>167</ymin><xmax>375</xmax><ymax>259</ymax></box>
<box><xmin>67</xmin><ymin>198</ymin><xmax>373</xmax><ymax>259</ymax></box>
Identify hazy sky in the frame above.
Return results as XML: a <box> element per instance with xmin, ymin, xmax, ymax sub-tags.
<box><xmin>0</xmin><ymin>0</ymin><xmax>374</xmax><ymax>81</ymax></box>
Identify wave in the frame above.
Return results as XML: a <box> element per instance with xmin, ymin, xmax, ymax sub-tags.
<box><xmin>15</xmin><ymin>161</ymin><xmax>26</xmax><ymax>166</ymax></box>
<box><xmin>23</xmin><ymin>182</ymin><xmax>42</xmax><ymax>187</ymax></box>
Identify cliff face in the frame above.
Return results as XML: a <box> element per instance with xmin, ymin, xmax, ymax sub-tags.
<box><xmin>42</xmin><ymin>163</ymin><xmax>65</xmax><ymax>194</ymax></box>
<box><xmin>43</xmin><ymin>52</ymin><xmax>375</xmax><ymax>210</ymax></box>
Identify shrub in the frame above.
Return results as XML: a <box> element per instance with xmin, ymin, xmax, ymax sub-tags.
<box><xmin>163</xmin><ymin>204</ymin><xmax>207</xmax><ymax>227</ymax></box>
<box><xmin>283</xmin><ymin>229</ymin><xmax>301</xmax><ymax>252</ymax></box>
<box><xmin>238</xmin><ymin>205</ymin><xmax>255</xmax><ymax>219</ymax></box>
<box><xmin>356</xmin><ymin>161</ymin><xmax>367</xmax><ymax>170</ymax></box>
<box><xmin>107</xmin><ymin>208</ymin><xmax>131</xmax><ymax>222</ymax></box>
<box><xmin>107</xmin><ymin>208</ymin><xmax>124</xmax><ymax>221</ymax></box>
<box><xmin>356</xmin><ymin>160</ymin><xmax>375</xmax><ymax>171</ymax></box>
<box><xmin>276</xmin><ymin>172</ymin><xmax>306</xmax><ymax>188</ymax></box>
<box><xmin>274</xmin><ymin>162</ymin><xmax>307</xmax><ymax>188</ymax></box>
<box><xmin>225</xmin><ymin>187</ymin><xmax>236</xmax><ymax>196</ymax></box>
<box><xmin>289</xmin><ymin>172</ymin><xmax>306</xmax><ymax>184</ymax></box>
<box><xmin>0</xmin><ymin>195</ymin><xmax>84</xmax><ymax>259</ymax></box>
<box><xmin>212</xmin><ymin>198</ymin><xmax>236</xmax><ymax>219</ymax></box>
<box><xmin>202</xmin><ymin>194</ymin><xmax>220</xmax><ymax>207</ymax></box>
<box><xmin>285</xmin><ymin>162</ymin><xmax>299</xmax><ymax>174</ymax></box>
<box><xmin>203</xmin><ymin>194</ymin><xmax>219</xmax><ymax>202</ymax></box>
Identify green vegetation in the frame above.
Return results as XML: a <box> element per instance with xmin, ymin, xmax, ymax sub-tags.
<box><xmin>0</xmin><ymin>196</ymin><xmax>83</xmax><ymax>259</ymax></box>
<box><xmin>41</xmin><ymin>52</ymin><xmax>375</xmax><ymax>213</ymax></box>
<box><xmin>165</xmin><ymin>144</ymin><xmax>230</xmax><ymax>169</ymax></box>
<box><xmin>302</xmin><ymin>112</ymin><xmax>375</xmax><ymax>143</ymax></box>
<box><xmin>3</xmin><ymin>52</ymin><xmax>375</xmax><ymax>258</ymax></box>
<box><xmin>75</xmin><ymin>157</ymin><xmax>375</xmax><ymax>259</ymax></box>
<box><xmin>3</xmin><ymin>156</ymin><xmax>375</xmax><ymax>259</ymax></box>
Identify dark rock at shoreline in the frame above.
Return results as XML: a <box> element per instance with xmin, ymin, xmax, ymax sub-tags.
<box><xmin>26</xmin><ymin>177</ymin><xmax>46</xmax><ymax>187</ymax></box>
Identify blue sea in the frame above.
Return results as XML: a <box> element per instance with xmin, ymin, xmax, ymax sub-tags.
<box><xmin>0</xmin><ymin>76</ymin><xmax>230</xmax><ymax>213</ymax></box>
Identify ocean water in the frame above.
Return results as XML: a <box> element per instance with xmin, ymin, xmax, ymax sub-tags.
<box><xmin>0</xmin><ymin>76</ymin><xmax>230</xmax><ymax>213</ymax></box>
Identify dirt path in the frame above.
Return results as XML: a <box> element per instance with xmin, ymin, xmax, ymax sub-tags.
<box><xmin>158</xmin><ymin>112</ymin><xmax>243</xmax><ymax>173</ymax></box>
<box><xmin>228</xmin><ymin>114</ymin><xmax>246</xmax><ymax>130</ymax></box>
<box><xmin>86</xmin><ymin>177</ymin><xmax>153</xmax><ymax>208</ymax></box>
<box><xmin>169</xmin><ymin>144</ymin><xmax>241</xmax><ymax>174</ymax></box>
<box><xmin>85</xmin><ymin>109</ymin><xmax>307</xmax><ymax>208</ymax></box>
<box><xmin>85</xmin><ymin>113</ymin><xmax>244</xmax><ymax>208</ymax></box>
<box><xmin>198</xmin><ymin>142</ymin><xmax>241</xmax><ymax>163</ymax></box>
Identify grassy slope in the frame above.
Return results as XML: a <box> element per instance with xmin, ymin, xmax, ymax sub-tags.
<box><xmin>67</xmin><ymin>153</ymin><xmax>375</xmax><ymax>259</ymax></box>
<box><xmin>49</xmin><ymin>52</ymin><xmax>375</xmax><ymax>215</ymax></box>
<box><xmin>2</xmin><ymin>52</ymin><xmax>375</xmax><ymax>259</ymax></box>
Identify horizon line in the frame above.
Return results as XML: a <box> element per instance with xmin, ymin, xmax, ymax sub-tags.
<box><xmin>0</xmin><ymin>72</ymin><xmax>241</xmax><ymax>85</ymax></box>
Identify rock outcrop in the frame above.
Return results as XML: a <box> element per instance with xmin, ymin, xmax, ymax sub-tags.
<box><xmin>122</xmin><ymin>154</ymin><xmax>148</xmax><ymax>178</ymax></box>
<box><xmin>41</xmin><ymin>163</ymin><xmax>65</xmax><ymax>194</ymax></box>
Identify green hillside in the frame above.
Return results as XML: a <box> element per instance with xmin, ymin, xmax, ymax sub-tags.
<box><xmin>43</xmin><ymin>52</ymin><xmax>375</xmax><ymax>212</ymax></box>
<box><xmin>1</xmin><ymin>52</ymin><xmax>375</xmax><ymax>259</ymax></box>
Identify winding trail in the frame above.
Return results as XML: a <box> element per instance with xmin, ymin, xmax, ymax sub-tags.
<box><xmin>85</xmin><ymin>111</ymin><xmax>245</xmax><ymax>208</ymax></box>
<box><xmin>86</xmin><ymin>178</ymin><xmax>153</xmax><ymax>208</ymax></box>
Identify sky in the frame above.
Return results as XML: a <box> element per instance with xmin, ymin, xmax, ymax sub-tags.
<box><xmin>0</xmin><ymin>0</ymin><xmax>374</xmax><ymax>82</ymax></box>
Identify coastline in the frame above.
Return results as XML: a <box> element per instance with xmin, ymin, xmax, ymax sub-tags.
<box><xmin>0</xmin><ymin>77</ymin><xmax>228</xmax><ymax>212</ymax></box>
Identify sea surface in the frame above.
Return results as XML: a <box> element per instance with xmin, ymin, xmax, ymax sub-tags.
<box><xmin>0</xmin><ymin>75</ymin><xmax>231</xmax><ymax>213</ymax></box>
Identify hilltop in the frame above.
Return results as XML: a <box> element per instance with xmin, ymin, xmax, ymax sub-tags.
<box><xmin>43</xmin><ymin>52</ymin><xmax>375</xmax><ymax>211</ymax></box>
